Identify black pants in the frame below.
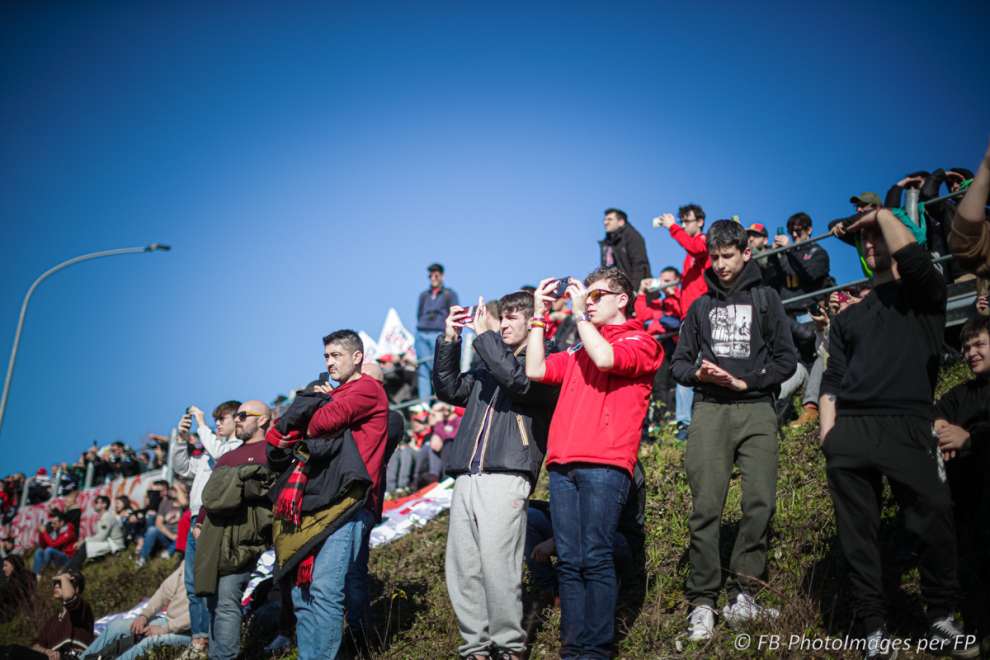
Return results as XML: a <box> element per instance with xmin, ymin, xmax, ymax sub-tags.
<box><xmin>823</xmin><ymin>414</ymin><xmax>959</xmax><ymax>634</ymax></box>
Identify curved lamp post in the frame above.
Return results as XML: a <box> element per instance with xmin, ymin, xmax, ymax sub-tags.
<box><xmin>0</xmin><ymin>243</ymin><xmax>171</xmax><ymax>435</ymax></box>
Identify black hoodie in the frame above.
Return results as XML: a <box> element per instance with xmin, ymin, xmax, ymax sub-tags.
<box><xmin>671</xmin><ymin>260</ymin><xmax>797</xmax><ymax>403</ymax></box>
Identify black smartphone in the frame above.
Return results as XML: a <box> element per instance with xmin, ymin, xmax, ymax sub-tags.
<box><xmin>318</xmin><ymin>372</ymin><xmax>330</xmax><ymax>384</ymax></box>
<box><xmin>554</xmin><ymin>277</ymin><xmax>571</xmax><ymax>299</ymax></box>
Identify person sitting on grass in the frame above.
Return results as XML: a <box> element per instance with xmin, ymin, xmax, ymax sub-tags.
<box><xmin>81</xmin><ymin>563</ymin><xmax>192</xmax><ymax>660</ymax></box>
<box><xmin>0</xmin><ymin>568</ymin><xmax>94</xmax><ymax>660</ymax></box>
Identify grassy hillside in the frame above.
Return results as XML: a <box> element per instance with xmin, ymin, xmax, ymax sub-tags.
<box><xmin>2</xmin><ymin>363</ymin><xmax>972</xmax><ymax>658</ymax></box>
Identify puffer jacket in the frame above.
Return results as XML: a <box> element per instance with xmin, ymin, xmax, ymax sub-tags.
<box><xmin>433</xmin><ymin>330</ymin><xmax>558</xmax><ymax>485</ymax></box>
<box><xmin>194</xmin><ymin>463</ymin><xmax>274</xmax><ymax>596</ymax></box>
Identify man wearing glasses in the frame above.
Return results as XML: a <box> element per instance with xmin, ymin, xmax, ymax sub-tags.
<box><xmin>172</xmin><ymin>400</ymin><xmax>242</xmax><ymax>659</ymax></box>
<box><xmin>526</xmin><ymin>267</ymin><xmax>662</xmax><ymax>659</ymax></box>
<box><xmin>196</xmin><ymin>400</ymin><xmax>271</xmax><ymax>660</ymax></box>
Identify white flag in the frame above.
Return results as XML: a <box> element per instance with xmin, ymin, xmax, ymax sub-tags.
<box><xmin>377</xmin><ymin>307</ymin><xmax>416</xmax><ymax>357</ymax></box>
<box><xmin>358</xmin><ymin>331</ymin><xmax>379</xmax><ymax>363</ymax></box>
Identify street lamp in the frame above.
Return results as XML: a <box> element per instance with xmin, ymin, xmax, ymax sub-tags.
<box><xmin>0</xmin><ymin>243</ymin><xmax>170</xmax><ymax>435</ymax></box>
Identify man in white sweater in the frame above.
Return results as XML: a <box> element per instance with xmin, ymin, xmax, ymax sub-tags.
<box><xmin>170</xmin><ymin>400</ymin><xmax>242</xmax><ymax>659</ymax></box>
<box><xmin>84</xmin><ymin>495</ymin><xmax>124</xmax><ymax>560</ymax></box>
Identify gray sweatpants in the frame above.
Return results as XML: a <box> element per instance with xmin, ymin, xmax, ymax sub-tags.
<box><xmin>445</xmin><ymin>473</ymin><xmax>531</xmax><ymax>657</ymax></box>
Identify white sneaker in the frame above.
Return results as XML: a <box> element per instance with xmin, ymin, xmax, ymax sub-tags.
<box><xmin>721</xmin><ymin>593</ymin><xmax>780</xmax><ymax>626</ymax></box>
<box><xmin>686</xmin><ymin>605</ymin><xmax>716</xmax><ymax>641</ymax></box>
<box><xmin>928</xmin><ymin>616</ymin><xmax>979</xmax><ymax>658</ymax></box>
<box><xmin>264</xmin><ymin>634</ymin><xmax>292</xmax><ymax>654</ymax></box>
<box><xmin>864</xmin><ymin>628</ymin><xmax>899</xmax><ymax>659</ymax></box>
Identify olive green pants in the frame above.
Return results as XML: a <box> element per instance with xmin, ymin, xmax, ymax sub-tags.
<box><xmin>685</xmin><ymin>400</ymin><xmax>778</xmax><ymax>608</ymax></box>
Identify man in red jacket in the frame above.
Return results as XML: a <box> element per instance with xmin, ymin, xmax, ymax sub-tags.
<box><xmin>656</xmin><ymin>204</ymin><xmax>710</xmax><ymax>440</ymax></box>
<box><xmin>33</xmin><ymin>508</ymin><xmax>77</xmax><ymax>575</ymax></box>
<box><xmin>268</xmin><ymin>329</ymin><xmax>388</xmax><ymax>660</ymax></box>
<box><xmin>526</xmin><ymin>266</ymin><xmax>663</xmax><ymax>659</ymax></box>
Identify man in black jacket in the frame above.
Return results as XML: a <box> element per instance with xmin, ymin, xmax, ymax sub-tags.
<box><xmin>934</xmin><ymin>317</ymin><xmax>990</xmax><ymax>645</ymax></box>
<box><xmin>599</xmin><ymin>208</ymin><xmax>651</xmax><ymax>294</ymax></box>
<box><xmin>434</xmin><ymin>291</ymin><xmax>557</xmax><ymax>660</ymax></box>
<box><xmin>820</xmin><ymin>207</ymin><xmax>976</xmax><ymax>657</ymax></box>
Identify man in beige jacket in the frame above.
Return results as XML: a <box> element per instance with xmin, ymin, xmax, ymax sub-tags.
<box><xmin>80</xmin><ymin>563</ymin><xmax>191</xmax><ymax>660</ymax></box>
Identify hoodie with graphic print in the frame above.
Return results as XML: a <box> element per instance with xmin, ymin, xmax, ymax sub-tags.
<box><xmin>671</xmin><ymin>260</ymin><xmax>797</xmax><ymax>403</ymax></box>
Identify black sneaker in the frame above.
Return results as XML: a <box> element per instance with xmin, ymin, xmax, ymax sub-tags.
<box><xmin>927</xmin><ymin>616</ymin><xmax>979</xmax><ymax>658</ymax></box>
<box><xmin>863</xmin><ymin>628</ymin><xmax>899</xmax><ymax>659</ymax></box>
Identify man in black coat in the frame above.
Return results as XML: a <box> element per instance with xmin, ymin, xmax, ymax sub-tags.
<box><xmin>599</xmin><ymin>207</ymin><xmax>651</xmax><ymax>294</ymax></box>
<box><xmin>434</xmin><ymin>290</ymin><xmax>557</xmax><ymax>660</ymax></box>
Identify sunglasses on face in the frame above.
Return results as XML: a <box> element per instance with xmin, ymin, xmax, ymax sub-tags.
<box><xmin>234</xmin><ymin>411</ymin><xmax>262</xmax><ymax>421</ymax></box>
<box><xmin>586</xmin><ymin>289</ymin><xmax>620</xmax><ymax>304</ymax></box>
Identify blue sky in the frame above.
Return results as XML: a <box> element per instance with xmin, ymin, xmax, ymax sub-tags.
<box><xmin>1</xmin><ymin>2</ymin><xmax>988</xmax><ymax>475</ymax></box>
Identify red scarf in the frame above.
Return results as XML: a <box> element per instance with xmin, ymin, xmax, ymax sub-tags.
<box><xmin>266</xmin><ymin>426</ymin><xmax>316</xmax><ymax>586</ymax></box>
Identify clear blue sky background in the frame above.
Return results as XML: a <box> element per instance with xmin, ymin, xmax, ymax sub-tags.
<box><xmin>2</xmin><ymin>2</ymin><xmax>988</xmax><ymax>475</ymax></box>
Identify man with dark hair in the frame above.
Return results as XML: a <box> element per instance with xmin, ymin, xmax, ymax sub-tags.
<box><xmin>933</xmin><ymin>316</ymin><xmax>990</xmax><ymax>645</ymax></box>
<box><xmin>416</xmin><ymin>263</ymin><xmax>460</xmax><ymax>403</ymax></box>
<box><xmin>435</xmin><ymin>289</ymin><xmax>557</xmax><ymax>659</ymax></box>
<box><xmin>599</xmin><ymin>208</ymin><xmax>651</xmax><ymax>294</ymax></box>
<box><xmin>82</xmin><ymin>495</ymin><xmax>124</xmax><ymax>562</ymax></box>
<box><xmin>265</xmin><ymin>329</ymin><xmax>388</xmax><ymax>660</ymax></box>
<box><xmin>671</xmin><ymin>220</ymin><xmax>796</xmax><ymax>641</ymax></box>
<box><xmin>634</xmin><ymin>267</ymin><xmax>682</xmax><ymax>426</ymax></box>
<box><xmin>526</xmin><ymin>266</ymin><xmax>662</xmax><ymax>658</ymax></box>
<box><xmin>820</xmin><ymin>207</ymin><xmax>975</xmax><ymax>656</ymax></box>
<box><xmin>656</xmin><ymin>204</ymin><xmax>711</xmax><ymax>440</ymax></box>
<box><xmin>768</xmin><ymin>212</ymin><xmax>832</xmax><ymax>427</ymax></box>
<box><xmin>172</xmin><ymin>399</ymin><xmax>242</xmax><ymax>658</ymax></box>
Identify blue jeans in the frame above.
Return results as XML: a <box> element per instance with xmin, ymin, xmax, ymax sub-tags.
<box><xmin>525</xmin><ymin>505</ymin><xmax>633</xmax><ymax>594</ymax></box>
<box><xmin>345</xmin><ymin>512</ymin><xmax>374</xmax><ymax>635</ymax></box>
<box><xmin>82</xmin><ymin>616</ymin><xmax>190</xmax><ymax>660</ymax></box>
<box><xmin>140</xmin><ymin>526</ymin><xmax>175</xmax><ymax>562</ymax></box>
<box><xmin>675</xmin><ymin>384</ymin><xmax>694</xmax><ymax>427</ymax></box>
<box><xmin>33</xmin><ymin>547</ymin><xmax>69</xmax><ymax>573</ymax></box>
<box><xmin>415</xmin><ymin>330</ymin><xmax>441</xmax><ymax>402</ymax></box>
<box><xmin>185</xmin><ymin>516</ymin><xmax>210</xmax><ymax>640</ymax></box>
<box><xmin>292</xmin><ymin>509</ymin><xmax>373</xmax><ymax>660</ymax></box>
<box><xmin>206</xmin><ymin>570</ymin><xmax>251</xmax><ymax>660</ymax></box>
<box><xmin>549</xmin><ymin>465</ymin><xmax>630</xmax><ymax>660</ymax></box>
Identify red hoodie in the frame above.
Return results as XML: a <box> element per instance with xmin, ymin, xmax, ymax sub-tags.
<box><xmin>668</xmin><ymin>225</ymin><xmax>710</xmax><ymax>316</ymax></box>
<box><xmin>633</xmin><ymin>290</ymin><xmax>682</xmax><ymax>337</ymax></box>
<box><xmin>39</xmin><ymin>521</ymin><xmax>77</xmax><ymax>557</ymax></box>
<box><xmin>306</xmin><ymin>374</ymin><xmax>389</xmax><ymax>517</ymax></box>
<box><xmin>540</xmin><ymin>320</ymin><xmax>663</xmax><ymax>476</ymax></box>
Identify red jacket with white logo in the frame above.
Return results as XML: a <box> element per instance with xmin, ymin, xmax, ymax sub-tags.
<box><xmin>540</xmin><ymin>320</ymin><xmax>663</xmax><ymax>476</ymax></box>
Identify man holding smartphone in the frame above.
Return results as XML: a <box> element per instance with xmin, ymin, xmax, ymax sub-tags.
<box><xmin>171</xmin><ymin>401</ymin><xmax>242</xmax><ymax>659</ymax></box>
<box><xmin>526</xmin><ymin>267</ymin><xmax>662</xmax><ymax>659</ymax></box>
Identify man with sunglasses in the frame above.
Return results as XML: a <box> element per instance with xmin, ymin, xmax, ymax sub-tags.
<box><xmin>172</xmin><ymin>400</ymin><xmax>241</xmax><ymax>659</ymax></box>
<box><xmin>196</xmin><ymin>400</ymin><xmax>271</xmax><ymax>660</ymax></box>
<box><xmin>526</xmin><ymin>267</ymin><xmax>662</xmax><ymax>659</ymax></box>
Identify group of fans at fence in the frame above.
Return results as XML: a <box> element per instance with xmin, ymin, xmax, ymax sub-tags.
<box><xmin>1</xmin><ymin>138</ymin><xmax>988</xmax><ymax>660</ymax></box>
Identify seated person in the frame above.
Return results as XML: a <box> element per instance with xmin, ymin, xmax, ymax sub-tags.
<box><xmin>81</xmin><ymin>563</ymin><xmax>191</xmax><ymax>660</ymax></box>
<box><xmin>33</xmin><ymin>508</ymin><xmax>77</xmax><ymax>575</ymax></box>
<box><xmin>0</xmin><ymin>568</ymin><xmax>94</xmax><ymax>660</ymax></box>
<box><xmin>137</xmin><ymin>483</ymin><xmax>183</xmax><ymax>567</ymax></box>
<box><xmin>0</xmin><ymin>555</ymin><xmax>36</xmax><ymax>624</ymax></box>
<box><xmin>85</xmin><ymin>495</ymin><xmax>125</xmax><ymax>561</ymax></box>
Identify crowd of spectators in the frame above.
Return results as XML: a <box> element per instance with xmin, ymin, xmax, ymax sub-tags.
<box><xmin>0</xmin><ymin>138</ymin><xmax>987</xmax><ymax>660</ymax></box>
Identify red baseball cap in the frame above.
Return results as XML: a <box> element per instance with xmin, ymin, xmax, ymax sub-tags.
<box><xmin>746</xmin><ymin>223</ymin><xmax>768</xmax><ymax>237</ymax></box>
